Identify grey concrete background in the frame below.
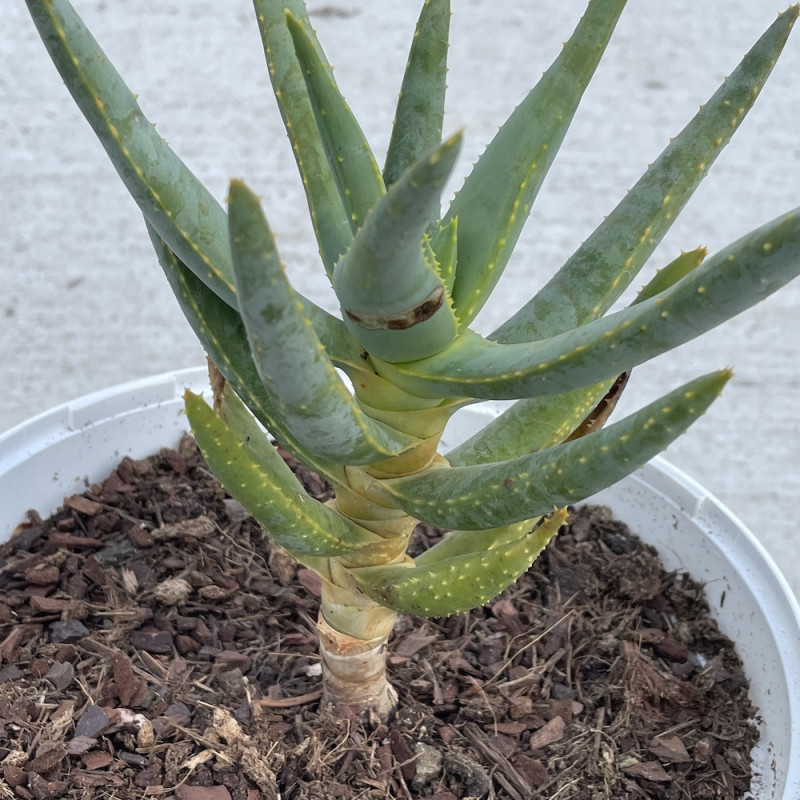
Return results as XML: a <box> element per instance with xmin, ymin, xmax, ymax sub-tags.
<box><xmin>3</xmin><ymin>1</ymin><xmax>799</xmax><ymax>595</ymax></box>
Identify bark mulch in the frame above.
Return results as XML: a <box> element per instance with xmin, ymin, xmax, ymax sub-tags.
<box><xmin>0</xmin><ymin>435</ymin><xmax>758</xmax><ymax>799</ymax></box>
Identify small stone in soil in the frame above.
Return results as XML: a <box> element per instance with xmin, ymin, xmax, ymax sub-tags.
<box><xmin>130</xmin><ymin>630</ymin><xmax>173</xmax><ymax>654</ymax></box>
<box><xmin>0</xmin><ymin>665</ymin><xmax>23</xmax><ymax>683</ymax></box>
<box><xmin>49</xmin><ymin>619</ymin><xmax>89</xmax><ymax>644</ymax></box>
<box><xmin>45</xmin><ymin>661</ymin><xmax>74</xmax><ymax>691</ymax></box>
<box><xmin>74</xmin><ymin>705</ymin><xmax>111</xmax><ymax>739</ymax></box>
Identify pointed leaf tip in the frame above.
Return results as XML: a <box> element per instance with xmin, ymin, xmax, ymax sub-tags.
<box><xmin>382</xmin><ymin>370</ymin><xmax>732</xmax><ymax>530</ymax></box>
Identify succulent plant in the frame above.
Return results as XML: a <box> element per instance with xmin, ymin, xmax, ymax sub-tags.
<box><xmin>26</xmin><ymin>0</ymin><xmax>800</xmax><ymax>719</ymax></box>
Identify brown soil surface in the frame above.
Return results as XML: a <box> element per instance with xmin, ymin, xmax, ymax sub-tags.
<box><xmin>0</xmin><ymin>436</ymin><xmax>757</xmax><ymax>799</ymax></box>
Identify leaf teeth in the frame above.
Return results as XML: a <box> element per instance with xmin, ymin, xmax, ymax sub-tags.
<box><xmin>352</xmin><ymin>508</ymin><xmax>566</xmax><ymax>617</ymax></box>
<box><xmin>378</xmin><ymin>206</ymin><xmax>800</xmax><ymax>402</ymax></box>
<box><xmin>185</xmin><ymin>390</ymin><xmax>380</xmax><ymax>558</ymax></box>
<box><xmin>284</xmin><ymin>12</ymin><xmax>384</xmax><ymax>233</ymax></box>
<box><xmin>333</xmin><ymin>135</ymin><xmax>462</xmax><ymax>362</ymax></box>
<box><xmin>29</xmin><ymin>0</ymin><xmax>238</xmax><ymax>305</ymax></box>
<box><xmin>384</xmin><ymin>0</ymin><xmax>450</xmax><ymax>186</ymax></box>
<box><xmin>382</xmin><ymin>372</ymin><xmax>730</xmax><ymax>530</ymax></box>
<box><xmin>253</xmin><ymin>0</ymin><xmax>355</xmax><ymax>276</ymax></box>
<box><xmin>226</xmin><ymin>180</ymin><xmax>418</xmax><ymax>464</ymax></box>
<box><xmin>446</xmin><ymin>0</ymin><xmax>628</xmax><ymax>326</ymax></box>
<box><xmin>494</xmin><ymin>5</ymin><xmax>799</xmax><ymax>343</ymax></box>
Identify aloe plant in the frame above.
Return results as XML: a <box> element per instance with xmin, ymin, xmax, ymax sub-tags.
<box><xmin>26</xmin><ymin>0</ymin><xmax>800</xmax><ymax>720</ymax></box>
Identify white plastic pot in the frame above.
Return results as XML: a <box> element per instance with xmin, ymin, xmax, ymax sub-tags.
<box><xmin>1</xmin><ymin>367</ymin><xmax>798</xmax><ymax>798</ymax></box>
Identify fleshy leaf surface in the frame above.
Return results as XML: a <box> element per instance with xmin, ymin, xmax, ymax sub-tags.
<box><xmin>147</xmin><ymin>225</ymin><xmax>344</xmax><ymax>483</ymax></box>
<box><xmin>228</xmin><ymin>181</ymin><xmax>419</xmax><ymax>463</ymax></box>
<box><xmin>446</xmin><ymin>380</ymin><xmax>613</xmax><ymax>466</ymax></box>
<box><xmin>384</xmin><ymin>0</ymin><xmax>450</xmax><ymax>187</ymax></box>
<box><xmin>352</xmin><ymin>510</ymin><xmax>567</xmax><ymax>617</ymax></box>
<box><xmin>635</xmin><ymin>248</ymin><xmax>707</xmax><ymax>305</ymax></box>
<box><xmin>382</xmin><ymin>372</ymin><xmax>731</xmax><ymax>529</ymax></box>
<box><xmin>375</xmin><ymin>209</ymin><xmax>800</xmax><ymax>400</ymax></box>
<box><xmin>494</xmin><ymin>6</ymin><xmax>799</xmax><ymax>342</ymax></box>
<box><xmin>25</xmin><ymin>0</ymin><xmax>237</xmax><ymax>306</ymax></box>
<box><xmin>445</xmin><ymin>0</ymin><xmax>628</xmax><ymax>325</ymax></box>
<box><xmin>333</xmin><ymin>136</ymin><xmax>462</xmax><ymax>361</ymax></box>
<box><xmin>254</xmin><ymin>0</ymin><xmax>355</xmax><ymax>275</ymax></box>
<box><xmin>185</xmin><ymin>391</ymin><xmax>381</xmax><ymax>557</ymax></box>
<box><xmin>286</xmin><ymin>13</ymin><xmax>385</xmax><ymax>232</ymax></box>
<box><xmin>414</xmin><ymin>519</ymin><xmax>536</xmax><ymax>566</ymax></box>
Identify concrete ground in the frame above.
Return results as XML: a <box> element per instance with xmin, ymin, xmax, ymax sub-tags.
<box><xmin>3</xmin><ymin>1</ymin><xmax>799</xmax><ymax>596</ymax></box>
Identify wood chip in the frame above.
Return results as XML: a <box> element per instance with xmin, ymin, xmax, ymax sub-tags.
<box><xmin>0</xmin><ymin>627</ymin><xmax>24</xmax><ymax>660</ymax></box>
<box><xmin>112</xmin><ymin>652</ymin><xmax>142</xmax><ymax>706</ymax></box>
<box><xmin>0</xmin><ymin>664</ymin><xmax>24</xmax><ymax>684</ymax></box>
<box><xmin>512</xmin><ymin>754</ymin><xmax>547</xmax><ymax>789</ymax></box>
<box><xmin>74</xmin><ymin>705</ymin><xmax>111</xmax><ymax>739</ymax></box>
<box><xmin>215</xmin><ymin>650</ymin><xmax>252</xmax><ymax>672</ymax></box>
<box><xmin>66</xmin><ymin>736</ymin><xmax>97</xmax><ymax>756</ymax></box>
<box><xmin>655</xmin><ymin>636</ymin><xmax>689</xmax><ymax>662</ymax></box>
<box><xmin>494</xmin><ymin>721</ymin><xmax>528</xmax><ymax>735</ymax></box>
<box><xmin>3</xmin><ymin>764</ymin><xmax>25</xmax><ymax>788</ymax></box>
<box><xmin>24</xmin><ymin>564</ymin><xmax>61</xmax><ymax>585</ymax></box>
<box><xmin>649</xmin><ymin>734</ymin><xmax>691</xmax><ymax>763</ymax></box>
<box><xmin>49</xmin><ymin>619</ymin><xmax>90</xmax><ymax>644</ymax></box>
<box><xmin>622</xmin><ymin>759</ymin><xmax>672</xmax><ymax>782</ymax></box>
<box><xmin>47</xmin><ymin>533</ymin><xmax>103</xmax><ymax>549</ymax></box>
<box><xmin>394</xmin><ymin>630</ymin><xmax>438</xmax><ymax>658</ymax></box>
<box><xmin>30</xmin><ymin>596</ymin><xmax>69</xmax><ymax>613</ymax></box>
<box><xmin>81</xmin><ymin>750</ymin><xmax>113</xmax><ymax>770</ymax></box>
<box><xmin>27</xmin><ymin>742</ymin><xmax>67</xmax><ymax>774</ymax></box>
<box><xmin>175</xmin><ymin>784</ymin><xmax>232</xmax><ymax>800</ymax></box>
<box><xmin>127</xmin><ymin>526</ymin><xmax>154</xmax><ymax>548</ymax></box>
<box><xmin>81</xmin><ymin>556</ymin><xmax>108</xmax><ymax>586</ymax></box>
<box><xmin>390</xmin><ymin>729</ymin><xmax>416</xmax><ymax>783</ymax></box>
<box><xmin>528</xmin><ymin>716</ymin><xmax>565</xmax><ymax>750</ymax></box>
<box><xmin>130</xmin><ymin>630</ymin><xmax>173</xmax><ymax>655</ymax></box>
<box><xmin>152</xmin><ymin>516</ymin><xmax>216</xmax><ymax>541</ymax></box>
<box><xmin>296</xmin><ymin>568</ymin><xmax>322</xmax><ymax>596</ymax></box>
<box><xmin>65</xmin><ymin>496</ymin><xmax>102</xmax><ymax>516</ymax></box>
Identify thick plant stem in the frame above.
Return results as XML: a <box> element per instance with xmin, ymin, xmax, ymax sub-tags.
<box><xmin>317</xmin><ymin>615</ymin><xmax>397</xmax><ymax>721</ymax></box>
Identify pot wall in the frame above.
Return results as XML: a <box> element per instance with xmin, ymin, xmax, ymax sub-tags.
<box><xmin>1</xmin><ymin>368</ymin><xmax>798</xmax><ymax>798</ymax></box>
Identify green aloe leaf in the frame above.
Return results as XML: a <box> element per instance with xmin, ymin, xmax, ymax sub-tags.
<box><xmin>147</xmin><ymin>224</ymin><xmax>344</xmax><ymax>483</ymax></box>
<box><xmin>450</xmin><ymin>246</ymin><xmax>704</xmax><ymax>463</ymax></box>
<box><xmin>375</xmin><ymin>208</ymin><xmax>800</xmax><ymax>400</ymax></box>
<box><xmin>634</xmin><ymin>247</ymin><xmax>707</xmax><ymax>305</ymax></box>
<box><xmin>185</xmin><ymin>391</ymin><xmax>381</xmax><ymax>557</ymax></box>
<box><xmin>144</xmin><ymin>217</ymin><xmax>364</xmax><ymax>371</ymax></box>
<box><xmin>24</xmin><ymin>0</ymin><xmax>237</xmax><ymax>307</ymax></box>
<box><xmin>392</xmin><ymin>247</ymin><xmax>705</xmax><ymax>465</ymax></box>
<box><xmin>445</xmin><ymin>0</ymin><xmax>628</xmax><ymax>326</ymax></box>
<box><xmin>333</xmin><ymin>136</ymin><xmax>462</xmax><ymax>362</ymax></box>
<box><xmin>383</xmin><ymin>0</ymin><xmax>450</xmax><ymax>187</ymax></box>
<box><xmin>432</xmin><ymin>217</ymin><xmax>458</xmax><ymax>295</ymax></box>
<box><xmin>446</xmin><ymin>380</ymin><xmax>614</xmax><ymax>466</ymax></box>
<box><xmin>228</xmin><ymin>180</ymin><xmax>419</xmax><ymax>463</ymax></box>
<box><xmin>414</xmin><ymin>518</ymin><xmax>536</xmax><ymax>566</ymax></box>
<box><xmin>494</xmin><ymin>6</ymin><xmax>799</xmax><ymax>343</ymax></box>
<box><xmin>381</xmin><ymin>371</ymin><xmax>731</xmax><ymax>529</ymax></box>
<box><xmin>254</xmin><ymin>0</ymin><xmax>355</xmax><ymax>276</ymax></box>
<box><xmin>352</xmin><ymin>509</ymin><xmax>567</xmax><ymax>617</ymax></box>
<box><xmin>285</xmin><ymin>13</ymin><xmax>385</xmax><ymax>232</ymax></box>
